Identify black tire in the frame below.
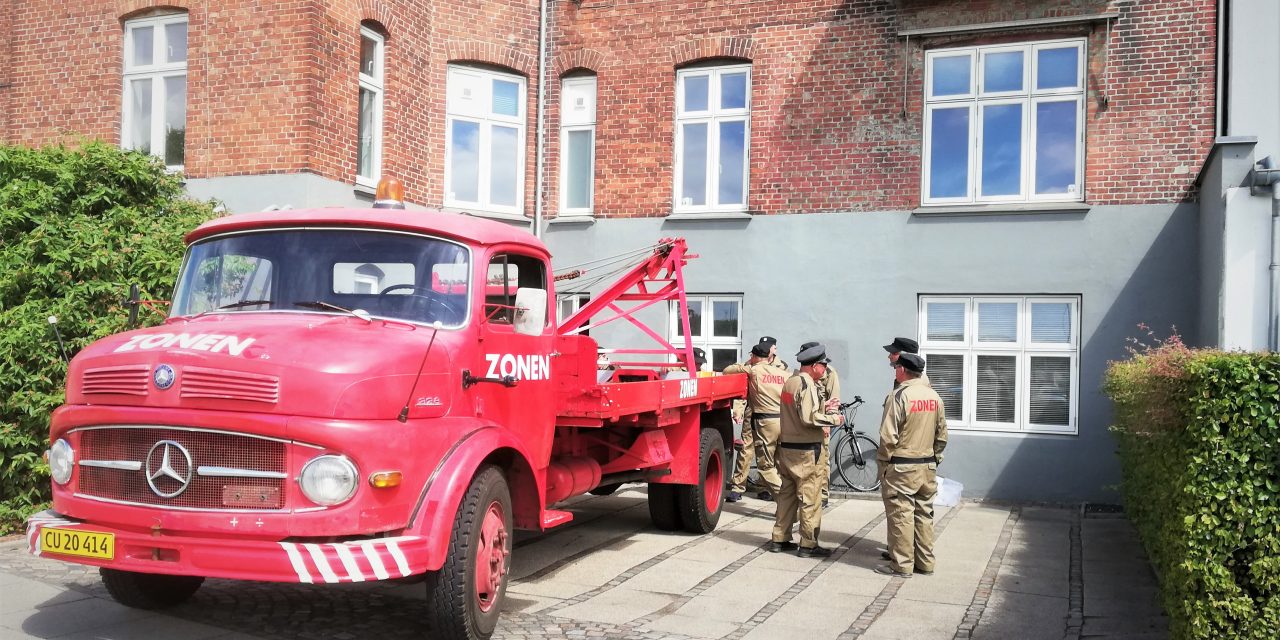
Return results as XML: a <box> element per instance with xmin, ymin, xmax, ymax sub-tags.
<box><xmin>589</xmin><ymin>483</ymin><xmax>622</xmax><ymax>496</ymax></box>
<box><xmin>675</xmin><ymin>428</ymin><xmax>726</xmax><ymax>533</ymax></box>
<box><xmin>834</xmin><ymin>433</ymin><xmax>881</xmax><ymax>492</ymax></box>
<box><xmin>647</xmin><ymin>483</ymin><xmax>682</xmax><ymax>531</ymax></box>
<box><xmin>99</xmin><ymin>568</ymin><xmax>203</xmax><ymax>609</ymax></box>
<box><xmin>425</xmin><ymin>465</ymin><xmax>513</xmax><ymax>640</ymax></box>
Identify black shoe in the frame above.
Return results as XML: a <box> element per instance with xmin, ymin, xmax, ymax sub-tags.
<box><xmin>725</xmin><ymin>491</ymin><xmax>742</xmax><ymax>503</ymax></box>
<box><xmin>797</xmin><ymin>545</ymin><xmax>833</xmax><ymax>558</ymax></box>
<box><xmin>917</xmin><ymin>568</ymin><xmax>934</xmax><ymax>576</ymax></box>
<box><xmin>821</xmin><ymin>499</ymin><xmax>830</xmax><ymax>508</ymax></box>
<box><xmin>767</xmin><ymin>541</ymin><xmax>798</xmax><ymax>553</ymax></box>
<box><xmin>874</xmin><ymin>564</ymin><xmax>912</xmax><ymax>578</ymax></box>
<box><xmin>880</xmin><ymin>551</ymin><xmax>892</xmax><ymax>561</ymax></box>
<box><xmin>757</xmin><ymin>490</ymin><xmax>773</xmax><ymax>501</ymax></box>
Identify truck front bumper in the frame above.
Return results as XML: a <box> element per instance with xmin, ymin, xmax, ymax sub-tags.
<box><xmin>26</xmin><ymin>510</ymin><xmax>432</xmax><ymax>584</ymax></box>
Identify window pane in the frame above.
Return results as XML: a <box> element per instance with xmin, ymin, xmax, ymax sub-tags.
<box><xmin>683</xmin><ymin>75</ymin><xmax>708</xmax><ymax>112</ymax></box>
<box><xmin>163</xmin><ymin>76</ymin><xmax>186</xmax><ymax>167</ymax></box>
<box><xmin>977</xmin><ymin>302</ymin><xmax>1018</xmax><ymax>342</ymax></box>
<box><xmin>492</xmin><ymin>79</ymin><xmax>519</xmax><ymax>117</ymax></box>
<box><xmin>165</xmin><ymin>22</ymin><xmax>188</xmax><ymax>63</ymax></box>
<box><xmin>565</xmin><ymin>129</ymin><xmax>593</xmax><ymax>209</ymax></box>
<box><xmin>981</xmin><ymin>104</ymin><xmax>1022</xmax><ymax>197</ymax></box>
<box><xmin>680</xmin><ymin>123</ymin><xmax>708</xmax><ymax>206</ymax></box>
<box><xmin>929</xmin><ymin>107</ymin><xmax>969</xmax><ymax>199</ymax></box>
<box><xmin>131</xmin><ymin>26</ymin><xmax>154</xmax><ymax>66</ymax></box>
<box><xmin>676</xmin><ymin>300</ymin><xmax>703</xmax><ymax>337</ymax></box>
<box><xmin>490</xmin><ymin>125</ymin><xmax>519</xmax><ymax>206</ymax></box>
<box><xmin>925</xmin><ymin>353</ymin><xmax>964</xmax><ymax>421</ymax></box>
<box><xmin>983</xmin><ymin>51</ymin><xmax>1023</xmax><ymax>93</ymax></box>
<box><xmin>720</xmin><ymin>72</ymin><xmax>747</xmax><ymax>109</ymax></box>
<box><xmin>1035</xmin><ymin>101</ymin><xmax>1078</xmax><ymax>195</ymax></box>
<box><xmin>128</xmin><ymin>78</ymin><xmax>153</xmax><ymax>154</ymax></box>
<box><xmin>360</xmin><ymin>36</ymin><xmax>379</xmax><ymax>78</ymax></box>
<box><xmin>717</xmin><ymin>120</ymin><xmax>746</xmax><ymax>206</ymax></box>
<box><xmin>1029</xmin><ymin>356</ymin><xmax>1071</xmax><ymax>426</ymax></box>
<box><xmin>711</xmin><ymin>300</ymin><xmax>738</xmax><ymax>338</ymax></box>
<box><xmin>358</xmin><ymin>87</ymin><xmax>376</xmax><ymax>177</ymax></box>
<box><xmin>712</xmin><ymin>348</ymin><xmax>738</xmax><ymax>372</ymax></box>
<box><xmin>1031</xmin><ymin>302</ymin><xmax>1073</xmax><ymax>343</ymax></box>
<box><xmin>931</xmin><ymin>54</ymin><xmax>971</xmax><ymax>96</ymax></box>
<box><xmin>449</xmin><ymin>119</ymin><xmax>480</xmax><ymax>202</ymax></box>
<box><xmin>926</xmin><ymin>302</ymin><xmax>965</xmax><ymax>342</ymax></box>
<box><xmin>1037</xmin><ymin>47</ymin><xmax>1079</xmax><ymax>90</ymax></box>
<box><xmin>976</xmin><ymin>355</ymin><xmax>1016</xmax><ymax>423</ymax></box>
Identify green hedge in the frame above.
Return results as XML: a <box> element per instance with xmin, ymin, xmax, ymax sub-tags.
<box><xmin>0</xmin><ymin>141</ymin><xmax>216</xmax><ymax>534</ymax></box>
<box><xmin>1106</xmin><ymin>340</ymin><xmax>1280</xmax><ymax>638</ymax></box>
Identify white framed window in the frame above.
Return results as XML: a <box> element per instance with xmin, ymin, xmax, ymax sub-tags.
<box><xmin>122</xmin><ymin>13</ymin><xmax>188</xmax><ymax>170</ymax></box>
<box><xmin>919</xmin><ymin>295</ymin><xmax>1080</xmax><ymax>435</ymax></box>
<box><xmin>922</xmin><ymin>39</ymin><xmax>1085</xmax><ymax>205</ymax></box>
<box><xmin>557</xmin><ymin>292</ymin><xmax>590</xmax><ymax>335</ymax></box>
<box><xmin>445</xmin><ymin>65</ymin><xmax>526</xmax><ymax>215</ymax></box>
<box><xmin>560</xmin><ymin>76</ymin><xmax>596</xmax><ymax>216</ymax></box>
<box><xmin>674</xmin><ymin>64</ymin><xmax>750</xmax><ymax>213</ymax></box>
<box><xmin>669</xmin><ymin>295</ymin><xmax>742</xmax><ymax>371</ymax></box>
<box><xmin>356</xmin><ymin>26</ymin><xmax>385</xmax><ymax>187</ymax></box>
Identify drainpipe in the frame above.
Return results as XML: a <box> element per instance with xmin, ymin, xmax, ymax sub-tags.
<box><xmin>1271</xmin><ymin>192</ymin><xmax>1280</xmax><ymax>350</ymax></box>
<box><xmin>532</xmin><ymin>0</ymin><xmax>550</xmax><ymax>239</ymax></box>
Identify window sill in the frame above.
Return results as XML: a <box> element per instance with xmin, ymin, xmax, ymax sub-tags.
<box><xmin>950</xmin><ymin>426</ymin><xmax>1079</xmax><ymax>437</ymax></box>
<box><xmin>666</xmin><ymin>212</ymin><xmax>753</xmax><ymax>221</ymax></box>
<box><xmin>353</xmin><ymin>181</ymin><xmax>376</xmax><ymax>196</ymax></box>
<box><xmin>912</xmin><ymin>202</ymin><xmax>1091</xmax><ymax>216</ymax></box>
<box><xmin>548</xmin><ymin>215</ymin><xmax>596</xmax><ymax>225</ymax></box>
<box><xmin>448</xmin><ymin>207</ymin><xmax>530</xmax><ymax>224</ymax></box>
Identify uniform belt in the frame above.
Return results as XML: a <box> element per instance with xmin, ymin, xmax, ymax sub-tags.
<box><xmin>752</xmin><ymin>413</ymin><xmax>780</xmax><ymax>420</ymax></box>
<box><xmin>779</xmin><ymin>442</ymin><xmax>822</xmax><ymax>451</ymax></box>
<box><xmin>889</xmin><ymin>456</ymin><xmax>937</xmax><ymax>464</ymax></box>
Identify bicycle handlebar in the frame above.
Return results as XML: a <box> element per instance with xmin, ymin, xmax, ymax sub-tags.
<box><xmin>838</xmin><ymin>396</ymin><xmax>864</xmax><ymax>410</ymax></box>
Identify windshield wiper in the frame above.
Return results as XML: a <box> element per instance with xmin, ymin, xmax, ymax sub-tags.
<box><xmin>183</xmin><ymin>299</ymin><xmax>274</xmax><ymax>320</ymax></box>
<box><xmin>293</xmin><ymin>301</ymin><xmax>372</xmax><ymax>323</ymax></box>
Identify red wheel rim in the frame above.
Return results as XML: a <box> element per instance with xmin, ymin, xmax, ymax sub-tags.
<box><xmin>703</xmin><ymin>447</ymin><xmax>723</xmax><ymax>512</ymax></box>
<box><xmin>474</xmin><ymin>501</ymin><xmax>509</xmax><ymax>613</ymax></box>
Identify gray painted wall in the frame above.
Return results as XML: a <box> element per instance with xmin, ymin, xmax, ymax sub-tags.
<box><xmin>185</xmin><ymin>173</ymin><xmax>377</xmax><ymax>213</ymax></box>
<box><xmin>543</xmin><ymin>204</ymin><xmax>1200</xmax><ymax>503</ymax></box>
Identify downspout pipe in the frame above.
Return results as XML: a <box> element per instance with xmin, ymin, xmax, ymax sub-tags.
<box><xmin>1271</xmin><ymin>191</ymin><xmax>1280</xmax><ymax>351</ymax></box>
<box><xmin>533</xmin><ymin>0</ymin><xmax>550</xmax><ymax>239</ymax></box>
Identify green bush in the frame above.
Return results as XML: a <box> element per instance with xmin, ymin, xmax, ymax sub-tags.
<box><xmin>0</xmin><ymin>141</ymin><xmax>216</xmax><ymax>534</ymax></box>
<box><xmin>1106</xmin><ymin>333</ymin><xmax>1280</xmax><ymax>639</ymax></box>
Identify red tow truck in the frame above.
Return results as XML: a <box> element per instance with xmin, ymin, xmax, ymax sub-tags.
<box><xmin>26</xmin><ymin>186</ymin><xmax>745</xmax><ymax>639</ymax></box>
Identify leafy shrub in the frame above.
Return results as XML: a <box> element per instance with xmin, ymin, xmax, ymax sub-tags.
<box><xmin>0</xmin><ymin>141</ymin><xmax>216</xmax><ymax>534</ymax></box>
<box><xmin>1106</xmin><ymin>330</ymin><xmax>1280</xmax><ymax>638</ymax></box>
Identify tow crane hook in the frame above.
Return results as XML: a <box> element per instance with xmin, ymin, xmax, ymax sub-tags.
<box><xmin>461</xmin><ymin>370</ymin><xmax>518</xmax><ymax>389</ymax></box>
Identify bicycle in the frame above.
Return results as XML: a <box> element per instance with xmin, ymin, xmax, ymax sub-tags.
<box><xmin>830</xmin><ymin>396</ymin><xmax>881</xmax><ymax>492</ymax></box>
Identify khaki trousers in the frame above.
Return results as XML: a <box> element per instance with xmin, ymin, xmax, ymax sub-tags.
<box><xmin>730</xmin><ymin>417</ymin><xmax>782</xmax><ymax>493</ymax></box>
<box><xmin>818</xmin><ymin>436</ymin><xmax>830</xmax><ymax>501</ymax></box>
<box><xmin>880</xmin><ymin>463</ymin><xmax>938</xmax><ymax>574</ymax></box>
<box><xmin>772</xmin><ymin>446</ymin><xmax>823</xmax><ymax>549</ymax></box>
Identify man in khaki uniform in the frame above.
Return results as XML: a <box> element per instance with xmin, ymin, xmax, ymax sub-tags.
<box><xmin>797</xmin><ymin>342</ymin><xmax>841</xmax><ymax>508</ymax></box>
<box><xmin>771</xmin><ymin>343</ymin><xmax>843</xmax><ymax>558</ymax></box>
<box><xmin>884</xmin><ymin>337</ymin><xmax>928</xmax><ymax>387</ymax></box>
<box><xmin>724</xmin><ymin>341</ymin><xmax>788</xmax><ymax>501</ymax></box>
<box><xmin>876</xmin><ymin>352</ymin><xmax>948</xmax><ymax>578</ymax></box>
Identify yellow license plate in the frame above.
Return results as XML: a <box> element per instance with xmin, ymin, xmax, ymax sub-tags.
<box><xmin>41</xmin><ymin>528</ymin><xmax>114</xmax><ymax>560</ymax></box>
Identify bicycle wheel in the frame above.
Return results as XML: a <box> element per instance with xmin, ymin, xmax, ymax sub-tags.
<box><xmin>834</xmin><ymin>433</ymin><xmax>881</xmax><ymax>492</ymax></box>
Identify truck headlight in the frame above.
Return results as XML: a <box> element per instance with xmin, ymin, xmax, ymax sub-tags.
<box><xmin>299</xmin><ymin>455</ymin><xmax>358</xmax><ymax>506</ymax></box>
<box><xmin>49</xmin><ymin>439</ymin><xmax>74</xmax><ymax>485</ymax></box>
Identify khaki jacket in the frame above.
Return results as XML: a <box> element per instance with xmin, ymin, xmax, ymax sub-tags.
<box><xmin>780</xmin><ymin>371</ymin><xmax>841</xmax><ymax>444</ymax></box>
<box><xmin>817</xmin><ymin>365</ymin><xmax>841</xmax><ymax>404</ymax></box>
<box><xmin>877</xmin><ymin>377</ymin><xmax>948</xmax><ymax>464</ymax></box>
<box><xmin>723</xmin><ymin>361</ymin><xmax>788</xmax><ymax>415</ymax></box>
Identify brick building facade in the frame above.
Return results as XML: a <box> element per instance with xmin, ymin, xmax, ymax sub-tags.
<box><xmin>1</xmin><ymin>0</ymin><xmax>1218</xmax><ymax>501</ymax></box>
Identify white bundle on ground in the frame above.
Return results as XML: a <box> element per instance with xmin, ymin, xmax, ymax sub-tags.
<box><xmin>935</xmin><ymin>477</ymin><xmax>963</xmax><ymax>507</ymax></box>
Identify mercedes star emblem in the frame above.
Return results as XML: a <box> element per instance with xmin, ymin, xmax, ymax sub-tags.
<box><xmin>145</xmin><ymin>440</ymin><xmax>193</xmax><ymax>498</ymax></box>
<box><xmin>153</xmin><ymin>364</ymin><xmax>175</xmax><ymax>390</ymax></box>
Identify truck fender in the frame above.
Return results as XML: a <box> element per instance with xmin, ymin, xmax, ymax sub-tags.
<box><xmin>404</xmin><ymin>425</ymin><xmax>542</xmax><ymax>571</ymax></box>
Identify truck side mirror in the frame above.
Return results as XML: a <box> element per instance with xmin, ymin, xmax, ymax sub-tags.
<box><xmin>513</xmin><ymin>288</ymin><xmax>547</xmax><ymax>336</ymax></box>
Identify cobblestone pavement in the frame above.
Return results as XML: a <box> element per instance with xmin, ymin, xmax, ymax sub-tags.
<box><xmin>0</xmin><ymin>490</ymin><xmax>1168</xmax><ymax>639</ymax></box>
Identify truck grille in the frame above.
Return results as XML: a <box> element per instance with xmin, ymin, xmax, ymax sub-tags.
<box><xmin>82</xmin><ymin>365</ymin><xmax>150</xmax><ymax>396</ymax></box>
<box><xmin>77</xmin><ymin>427</ymin><xmax>287</xmax><ymax>511</ymax></box>
<box><xmin>181</xmin><ymin>367</ymin><xmax>280</xmax><ymax>404</ymax></box>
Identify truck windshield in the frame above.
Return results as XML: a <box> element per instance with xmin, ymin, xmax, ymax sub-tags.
<box><xmin>170</xmin><ymin>228</ymin><xmax>471</xmax><ymax>327</ymax></box>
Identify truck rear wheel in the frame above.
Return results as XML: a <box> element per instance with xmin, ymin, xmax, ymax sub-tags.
<box><xmin>675</xmin><ymin>427</ymin><xmax>726</xmax><ymax>533</ymax></box>
<box><xmin>647</xmin><ymin>483</ymin><xmax>682</xmax><ymax>531</ymax></box>
<box><xmin>99</xmin><ymin>568</ymin><xmax>204</xmax><ymax>609</ymax></box>
<box><xmin>425</xmin><ymin>465</ymin><xmax>512</xmax><ymax>640</ymax></box>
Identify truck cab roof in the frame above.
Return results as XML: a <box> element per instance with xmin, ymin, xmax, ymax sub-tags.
<box><xmin>186</xmin><ymin>207</ymin><xmax>549</xmax><ymax>256</ymax></box>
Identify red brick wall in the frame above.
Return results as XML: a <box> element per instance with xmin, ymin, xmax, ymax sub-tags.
<box><xmin>549</xmin><ymin>0</ymin><xmax>1217</xmax><ymax>216</ymax></box>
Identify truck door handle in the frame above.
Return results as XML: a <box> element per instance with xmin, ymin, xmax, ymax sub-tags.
<box><xmin>462</xmin><ymin>369</ymin><xmax>518</xmax><ymax>389</ymax></box>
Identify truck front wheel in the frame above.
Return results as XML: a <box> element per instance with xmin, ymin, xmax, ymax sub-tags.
<box><xmin>676</xmin><ymin>428</ymin><xmax>726</xmax><ymax>533</ymax></box>
<box><xmin>99</xmin><ymin>568</ymin><xmax>204</xmax><ymax>609</ymax></box>
<box><xmin>425</xmin><ymin>465</ymin><xmax>513</xmax><ymax>640</ymax></box>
